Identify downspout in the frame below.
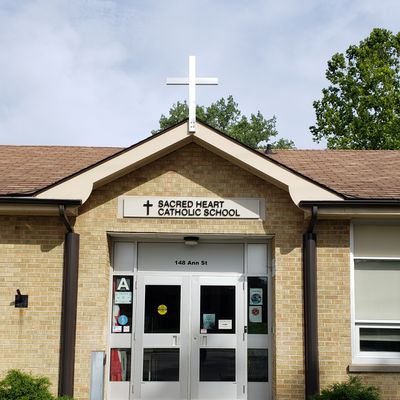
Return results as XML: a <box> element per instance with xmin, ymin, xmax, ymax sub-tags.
<box><xmin>303</xmin><ymin>205</ymin><xmax>320</xmax><ymax>398</ymax></box>
<box><xmin>58</xmin><ymin>205</ymin><xmax>80</xmax><ymax>398</ymax></box>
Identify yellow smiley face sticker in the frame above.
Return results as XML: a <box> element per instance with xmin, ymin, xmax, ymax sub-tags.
<box><xmin>157</xmin><ymin>304</ymin><xmax>168</xmax><ymax>315</ymax></box>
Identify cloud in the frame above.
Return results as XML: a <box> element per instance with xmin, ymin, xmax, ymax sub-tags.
<box><xmin>0</xmin><ymin>0</ymin><xmax>399</xmax><ymax>147</ymax></box>
<box><xmin>0</xmin><ymin>0</ymin><xmax>144</xmax><ymax>145</ymax></box>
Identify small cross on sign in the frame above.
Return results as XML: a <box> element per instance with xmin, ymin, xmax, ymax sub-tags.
<box><xmin>167</xmin><ymin>56</ymin><xmax>218</xmax><ymax>133</ymax></box>
<box><xmin>143</xmin><ymin>200</ymin><xmax>153</xmax><ymax>216</ymax></box>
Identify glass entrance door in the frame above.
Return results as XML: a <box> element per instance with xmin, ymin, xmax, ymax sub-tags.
<box><xmin>134</xmin><ymin>275</ymin><xmax>244</xmax><ymax>399</ymax></box>
<box><xmin>134</xmin><ymin>275</ymin><xmax>190</xmax><ymax>399</ymax></box>
<box><xmin>190</xmin><ymin>276</ymin><xmax>245</xmax><ymax>400</ymax></box>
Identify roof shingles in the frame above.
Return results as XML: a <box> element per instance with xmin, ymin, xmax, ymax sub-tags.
<box><xmin>1</xmin><ymin>145</ymin><xmax>400</xmax><ymax>200</ymax></box>
<box><xmin>0</xmin><ymin>146</ymin><xmax>121</xmax><ymax>195</ymax></box>
<box><xmin>265</xmin><ymin>149</ymin><xmax>400</xmax><ymax>199</ymax></box>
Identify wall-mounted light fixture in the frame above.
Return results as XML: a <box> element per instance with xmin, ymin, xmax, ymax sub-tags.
<box><xmin>15</xmin><ymin>289</ymin><xmax>29</xmax><ymax>308</ymax></box>
<box><xmin>184</xmin><ymin>236</ymin><xmax>199</xmax><ymax>246</ymax></box>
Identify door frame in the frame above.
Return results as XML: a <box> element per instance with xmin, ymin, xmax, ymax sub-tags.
<box><xmin>107</xmin><ymin>237</ymin><xmax>273</xmax><ymax>400</ymax></box>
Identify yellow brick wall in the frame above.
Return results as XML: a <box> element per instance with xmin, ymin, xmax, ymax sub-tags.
<box><xmin>73</xmin><ymin>143</ymin><xmax>305</xmax><ymax>399</ymax></box>
<box><xmin>356</xmin><ymin>374</ymin><xmax>400</xmax><ymax>399</ymax></box>
<box><xmin>317</xmin><ymin>220</ymin><xmax>352</xmax><ymax>385</ymax></box>
<box><xmin>1</xmin><ymin>143</ymin><xmax>398</xmax><ymax>399</ymax></box>
<box><xmin>0</xmin><ymin>216</ymin><xmax>65</xmax><ymax>394</ymax></box>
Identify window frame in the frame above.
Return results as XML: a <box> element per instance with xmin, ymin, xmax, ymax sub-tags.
<box><xmin>351</xmin><ymin>222</ymin><xmax>400</xmax><ymax>365</ymax></box>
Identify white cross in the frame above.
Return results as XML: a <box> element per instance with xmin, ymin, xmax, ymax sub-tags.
<box><xmin>167</xmin><ymin>56</ymin><xmax>218</xmax><ymax>133</ymax></box>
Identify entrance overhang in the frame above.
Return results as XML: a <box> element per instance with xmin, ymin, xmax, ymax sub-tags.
<box><xmin>35</xmin><ymin>121</ymin><xmax>342</xmax><ymax>207</ymax></box>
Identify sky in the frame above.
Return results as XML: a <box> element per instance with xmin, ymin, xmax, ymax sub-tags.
<box><xmin>0</xmin><ymin>0</ymin><xmax>399</xmax><ymax>149</ymax></box>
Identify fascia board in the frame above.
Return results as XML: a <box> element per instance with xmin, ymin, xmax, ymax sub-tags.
<box><xmin>37</xmin><ymin>123</ymin><xmax>191</xmax><ymax>203</ymax></box>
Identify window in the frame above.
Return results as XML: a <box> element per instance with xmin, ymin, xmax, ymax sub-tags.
<box><xmin>352</xmin><ymin>223</ymin><xmax>400</xmax><ymax>364</ymax></box>
<box><xmin>246</xmin><ymin>243</ymin><xmax>270</xmax><ymax>398</ymax></box>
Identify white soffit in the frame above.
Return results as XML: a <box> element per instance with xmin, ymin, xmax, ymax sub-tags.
<box><xmin>36</xmin><ymin>121</ymin><xmax>342</xmax><ymax>205</ymax></box>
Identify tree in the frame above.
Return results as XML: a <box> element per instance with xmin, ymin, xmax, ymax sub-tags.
<box><xmin>270</xmin><ymin>138</ymin><xmax>296</xmax><ymax>149</ymax></box>
<box><xmin>310</xmin><ymin>28</ymin><xmax>400</xmax><ymax>149</ymax></box>
<box><xmin>158</xmin><ymin>95</ymin><xmax>295</xmax><ymax>149</ymax></box>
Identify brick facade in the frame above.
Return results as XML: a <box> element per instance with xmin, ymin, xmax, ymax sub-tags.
<box><xmin>0</xmin><ymin>216</ymin><xmax>64</xmax><ymax>390</ymax></box>
<box><xmin>1</xmin><ymin>143</ymin><xmax>399</xmax><ymax>399</ymax></box>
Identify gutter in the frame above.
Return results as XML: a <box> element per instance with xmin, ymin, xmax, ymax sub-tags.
<box><xmin>0</xmin><ymin>197</ymin><xmax>81</xmax><ymax>206</ymax></box>
<box><xmin>0</xmin><ymin>198</ymin><xmax>81</xmax><ymax>216</ymax></box>
<box><xmin>300</xmin><ymin>199</ymin><xmax>400</xmax><ymax>207</ymax></box>
<box><xmin>300</xmin><ymin>200</ymin><xmax>400</xmax><ymax>219</ymax></box>
<box><xmin>303</xmin><ymin>205</ymin><xmax>320</xmax><ymax>397</ymax></box>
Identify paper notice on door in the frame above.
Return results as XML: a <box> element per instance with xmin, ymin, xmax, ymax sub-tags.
<box><xmin>249</xmin><ymin>306</ymin><xmax>262</xmax><ymax>323</ymax></box>
<box><xmin>249</xmin><ymin>288</ymin><xmax>263</xmax><ymax>305</ymax></box>
<box><xmin>203</xmin><ymin>314</ymin><xmax>216</xmax><ymax>329</ymax></box>
<box><xmin>115</xmin><ymin>291</ymin><xmax>132</xmax><ymax>304</ymax></box>
<box><xmin>218</xmin><ymin>319</ymin><xmax>232</xmax><ymax>330</ymax></box>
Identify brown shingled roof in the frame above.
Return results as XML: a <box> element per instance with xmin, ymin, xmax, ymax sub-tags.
<box><xmin>0</xmin><ymin>145</ymin><xmax>121</xmax><ymax>195</ymax></box>
<box><xmin>265</xmin><ymin>149</ymin><xmax>400</xmax><ymax>199</ymax></box>
<box><xmin>1</xmin><ymin>145</ymin><xmax>400</xmax><ymax>200</ymax></box>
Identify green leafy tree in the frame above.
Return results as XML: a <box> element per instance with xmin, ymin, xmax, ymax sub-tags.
<box><xmin>310</xmin><ymin>28</ymin><xmax>400</xmax><ymax>149</ymax></box>
<box><xmin>270</xmin><ymin>138</ymin><xmax>296</xmax><ymax>149</ymax></box>
<box><xmin>158</xmin><ymin>95</ymin><xmax>295</xmax><ymax>149</ymax></box>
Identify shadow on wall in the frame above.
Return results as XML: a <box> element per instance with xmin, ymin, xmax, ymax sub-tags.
<box><xmin>0</xmin><ymin>216</ymin><xmax>66</xmax><ymax>253</ymax></box>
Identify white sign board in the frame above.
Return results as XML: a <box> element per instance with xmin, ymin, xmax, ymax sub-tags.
<box><xmin>120</xmin><ymin>196</ymin><xmax>264</xmax><ymax>220</ymax></box>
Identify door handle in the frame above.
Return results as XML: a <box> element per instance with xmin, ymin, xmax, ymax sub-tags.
<box><xmin>201</xmin><ymin>335</ymin><xmax>207</xmax><ymax>346</ymax></box>
<box><xmin>172</xmin><ymin>335</ymin><xmax>179</xmax><ymax>346</ymax></box>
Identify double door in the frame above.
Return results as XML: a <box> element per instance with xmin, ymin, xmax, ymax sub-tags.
<box><xmin>133</xmin><ymin>274</ymin><xmax>245</xmax><ymax>399</ymax></box>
